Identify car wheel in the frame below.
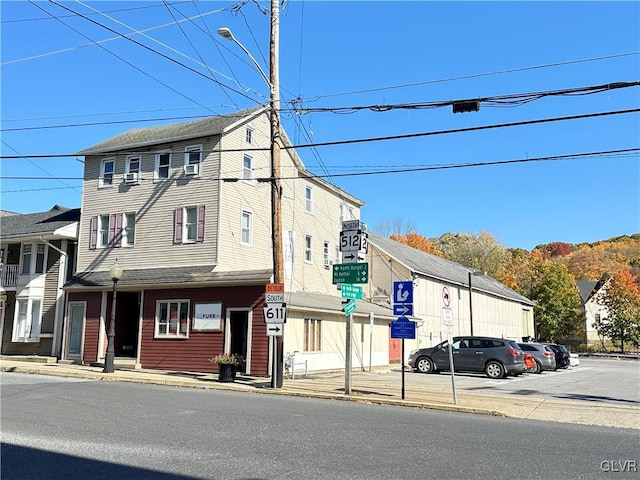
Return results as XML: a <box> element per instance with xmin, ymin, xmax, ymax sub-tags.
<box><xmin>532</xmin><ymin>361</ymin><xmax>542</xmax><ymax>374</ymax></box>
<box><xmin>485</xmin><ymin>361</ymin><xmax>505</xmax><ymax>379</ymax></box>
<box><xmin>416</xmin><ymin>357</ymin><xmax>435</xmax><ymax>374</ymax></box>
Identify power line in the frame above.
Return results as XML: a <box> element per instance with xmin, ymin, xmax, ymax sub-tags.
<box><xmin>2</xmin><ymin>148</ymin><xmax>637</xmax><ymax>184</ymax></box>
<box><xmin>307</xmin><ymin>52</ymin><xmax>640</xmax><ymax>101</ymax></box>
<box><xmin>2</xmin><ymin>108</ymin><xmax>638</xmax><ymax>158</ymax></box>
<box><xmin>48</xmin><ymin>0</ymin><xmax>260</xmax><ymax>104</ymax></box>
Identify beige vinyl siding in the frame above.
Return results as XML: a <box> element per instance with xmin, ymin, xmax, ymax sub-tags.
<box><xmin>216</xmin><ymin>115</ymin><xmax>273</xmax><ymax>272</ymax></box>
<box><xmin>41</xmin><ymin>244</ymin><xmax>61</xmax><ymax>335</ymax></box>
<box><xmin>77</xmin><ymin>137</ymin><xmax>221</xmax><ymax>272</ymax></box>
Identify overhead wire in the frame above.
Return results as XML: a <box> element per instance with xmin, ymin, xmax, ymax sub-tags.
<box><xmin>26</xmin><ymin>1</ymin><xmax>222</xmax><ymax>117</ymax></box>
<box><xmin>2</xmin><ymin>148</ymin><xmax>637</xmax><ymax>184</ymax></box>
<box><xmin>2</xmin><ymin>108</ymin><xmax>638</xmax><ymax>156</ymax></box>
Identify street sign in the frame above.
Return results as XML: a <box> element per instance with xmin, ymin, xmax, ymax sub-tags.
<box><xmin>263</xmin><ymin>303</ymin><xmax>286</xmax><ymax>324</ymax></box>
<box><xmin>442</xmin><ymin>286</ymin><xmax>451</xmax><ymax>307</ymax></box>
<box><xmin>266</xmin><ymin>283</ymin><xmax>284</xmax><ymax>294</ymax></box>
<box><xmin>333</xmin><ymin>263</ymin><xmax>369</xmax><ymax>284</ymax></box>
<box><xmin>393</xmin><ymin>303</ymin><xmax>413</xmax><ymax>316</ymax></box>
<box><xmin>265</xmin><ymin>293</ymin><xmax>284</xmax><ymax>303</ymax></box>
<box><xmin>442</xmin><ymin>307</ymin><xmax>453</xmax><ymax>327</ymax></box>
<box><xmin>341</xmin><ymin>284</ymin><xmax>363</xmax><ymax>300</ymax></box>
<box><xmin>390</xmin><ymin>316</ymin><xmax>416</xmax><ymax>339</ymax></box>
<box><xmin>340</xmin><ymin>230</ymin><xmax>365</xmax><ymax>252</ymax></box>
<box><xmin>393</xmin><ymin>281</ymin><xmax>413</xmax><ymax>305</ymax></box>
<box><xmin>341</xmin><ymin>220</ymin><xmax>361</xmax><ymax>231</ymax></box>
<box><xmin>341</xmin><ymin>251</ymin><xmax>366</xmax><ymax>264</ymax></box>
<box><xmin>267</xmin><ymin>324</ymin><xmax>283</xmax><ymax>336</ymax></box>
<box><xmin>343</xmin><ymin>299</ymin><xmax>356</xmax><ymax>316</ymax></box>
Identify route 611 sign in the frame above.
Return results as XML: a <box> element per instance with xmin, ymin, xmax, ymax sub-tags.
<box><xmin>263</xmin><ymin>303</ymin><xmax>286</xmax><ymax>324</ymax></box>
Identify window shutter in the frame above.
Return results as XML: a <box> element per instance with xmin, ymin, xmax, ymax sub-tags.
<box><xmin>90</xmin><ymin>216</ymin><xmax>98</xmax><ymax>250</ymax></box>
<box><xmin>174</xmin><ymin>208</ymin><xmax>183</xmax><ymax>244</ymax></box>
<box><xmin>108</xmin><ymin>214</ymin><xmax>117</xmax><ymax>247</ymax></box>
<box><xmin>197</xmin><ymin>205</ymin><xmax>206</xmax><ymax>242</ymax></box>
<box><xmin>114</xmin><ymin>213</ymin><xmax>123</xmax><ymax>247</ymax></box>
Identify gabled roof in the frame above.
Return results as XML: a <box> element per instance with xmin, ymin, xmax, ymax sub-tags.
<box><xmin>576</xmin><ymin>279</ymin><xmax>607</xmax><ymax>304</ymax></box>
<box><xmin>287</xmin><ymin>290</ymin><xmax>394</xmax><ymax>319</ymax></box>
<box><xmin>0</xmin><ymin>205</ymin><xmax>80</xmax><ymax>240</ymax></box>
<box><xmin>77</xmin><ymin>107</ymin><xmax>266</xmax><ymax>155</ymax></box>
<box><xmin>368</xmin><ymin>232</ymin><xmax>535</xmax><ymax>306</ymax></box>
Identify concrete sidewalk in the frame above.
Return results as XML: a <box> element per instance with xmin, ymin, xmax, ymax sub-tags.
<box><xmin>1</xmin><ymin>359</ymin><xmax>637</xmax><ymax>430</ymax></box>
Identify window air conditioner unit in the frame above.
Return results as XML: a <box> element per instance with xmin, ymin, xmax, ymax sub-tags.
<box><xmin>184</xmin><ymin>164</ymin><xmax>199</xmax><ymax>176</ymax></box>
<box><xmin>323</xmin><ymin>259</ymin><xmax>333</xmax><ymax>269</ymax></box>
<box><xmin>124</xmin><ymin>172</ymin><xmax>139</xmax><ymax>183</ymax></box>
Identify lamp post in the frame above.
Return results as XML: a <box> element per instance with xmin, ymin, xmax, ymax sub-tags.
<box><xmin>217</xmin><ymin>0</ymin><xmax>284</xmax><ymax>388</ymax></box>
<box><xmin>468</xmin><ymin>270</ymin><xmax>484</xmax><ymax>336</ymax></box>
<box><xmin>104</xmin><ymin>260</ymin><xmax>123</xmax><ymax>373</ymax></box>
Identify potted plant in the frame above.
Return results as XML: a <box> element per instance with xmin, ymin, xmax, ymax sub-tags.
<box><xmin>209</xmin><ymin>353</ymin><xmax>242</xmax><ymax>382</ymax></box>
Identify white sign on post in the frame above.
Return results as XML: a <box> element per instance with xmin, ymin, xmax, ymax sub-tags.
<box><xmin>263</xmin><ymin>303</ymin><xmax>286</xmax><ymax>324</ymax></box>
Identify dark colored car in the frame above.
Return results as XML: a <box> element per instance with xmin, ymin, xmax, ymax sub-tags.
<box><xmin>544</xmin><ymin>343</ymin><xmax>570</xmax><ymax>369</ymax></box>
<box><xmin>408</xmin><ymin>336</ymin><xmax>526</xmax><ymax>379</ymax></box>
<box><xmin>517</xmin><ymin>342</ymin><xmax>556</xmax><ymax>373</ymax></box>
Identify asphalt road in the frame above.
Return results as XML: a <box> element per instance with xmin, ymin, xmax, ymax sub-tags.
<box><xmin>2</xmin><ymin>372</ymin><xmax>639</xmax><ymax>480</ymax></box>
<box><xmin>403</xmin><ymin>358</ymin><xmax>640</xmax><ymax>405</ymax></box>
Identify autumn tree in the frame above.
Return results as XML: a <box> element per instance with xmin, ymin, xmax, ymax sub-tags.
<box><xmin>390</xmin><ymin>232</ymin><xmax>439</xmax><ymax>255</ymax></box>
<box><xmin>433</xmin><ymin>231</ymin><xmax>508</xmax><ymax>278</ymax></box>
<box><xmin>595</xmin><ymin>270</ymin><xmax>640</xmax><ymax>353</ymax></box>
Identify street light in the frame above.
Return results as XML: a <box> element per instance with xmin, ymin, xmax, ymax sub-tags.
<box><xmin>217</xmin><ymin>5</ymin><xmax>284</xmax><ymax>388</ymax></box>
<box><xmin>468</xmin><ymin>270</ymin><xmax>484</xmax><ymax>336</ymax></box>
<box><xmin>104</xmin><ymin>260</ymin><xmax>123</xmax><ymax>373</ymax></box>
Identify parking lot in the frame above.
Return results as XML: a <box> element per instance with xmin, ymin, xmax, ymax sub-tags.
<box><xmin>404</xmin><ymin>358</ymin><xmax>639</xmax><ymax>406</ymax></box>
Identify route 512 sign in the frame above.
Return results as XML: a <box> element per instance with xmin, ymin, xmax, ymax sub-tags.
<box><xmin>263</xmin><ymin>303</ymin><xmax>286</xmax><ymax>324</ymax></box>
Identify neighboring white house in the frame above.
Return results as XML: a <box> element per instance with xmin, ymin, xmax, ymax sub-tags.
<box><xmin>365</xmin><ymin>233</ymin><xmax>536</xmax><ymax>362</ymax></box>
<box><xmin>577</xmin><ymin>279</ymin><xmax>610</xmax><ymax>348</ymax></box>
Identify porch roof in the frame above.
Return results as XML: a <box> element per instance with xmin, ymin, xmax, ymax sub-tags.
<box><xmin>64</xmin><ymin>266</ymin><xmax>273</xmax><ymax>291</ymax></box>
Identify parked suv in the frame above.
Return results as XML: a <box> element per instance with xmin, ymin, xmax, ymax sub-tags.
<box><xmin>544</xmin><ymin>343</ymin><xmax>571</xmax><ymax>369</ymax></box>
<box><xmin>408</xmin><ymin>336</ymin><xmax>526</xmax><ymax>379</ymax></box>
<box><xmin>517</xmin><ymin>342</ymin><xmax>556</xmax><ymax>373</ymax></box>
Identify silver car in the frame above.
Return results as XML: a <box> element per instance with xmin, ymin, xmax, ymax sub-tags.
<box><xmin>517</xmin><ymin>342</ymin><xmax>556</xmax><ymax>373</ymax></box>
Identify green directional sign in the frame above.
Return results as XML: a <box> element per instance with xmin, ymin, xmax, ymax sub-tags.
<box><xmin>344</xmin><ymin>299</ymin><xmax>356</xmax><ymax>316</ymax></box>
<box><xmin>341</xmin><ymin>283</ymin><xmax>363</xmax><ymax>300</ymax></box>
<box><xmin>333</xmin><ymin>263</ymin><xmax>369</xmax><ymax>285</ymax></box>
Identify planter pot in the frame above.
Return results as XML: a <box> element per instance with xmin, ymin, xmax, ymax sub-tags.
<box><xmin>218</xmin><ymin>363</ymin><xmax>236</xmax><ymax>383</ymax></box>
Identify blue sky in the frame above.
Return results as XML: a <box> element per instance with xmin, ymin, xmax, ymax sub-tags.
<box><xmin>1</xmin><ymin>1</ymin><xmax>639</xmax><ymax>250</ymax></box>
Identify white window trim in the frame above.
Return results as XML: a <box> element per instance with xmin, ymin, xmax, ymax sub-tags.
<box><xmin>241</xmin><ymin>209</ymin><xmax>253</xmax><ymax>246</ymax></box>
<box><xmin>305</xmin><ymin>185</ymin><xmax>313</xmax><ymax>214</ymax></box>
<box><xmin>126</xmin><ymin>155</ymin><xmax>141</xmax><ymax>173</ymax></box>
<box><xmin>98</xmin><ymin>215</ymin><xmax>110</xmax><ymax>248</ymax></box>
<box><xmin>183</xmin><ymin>206</ymin><xmax>198</xmax><ymax>243</ymax></box>
<box><xmin>304</xmin><ymin>234</ymin><xmax>313</xmax><ymax>263</ymax></box>
<box><xmin>100</xmin><ymin>157</ymin><xmax>115</xmax><ymax>188</ymax></box>
<box><xmin>242</xmin><ymin>153</ymin><xmax>255</xmax><ymax>183</ymax></box>
<box><xmin>20</xmin><ymin>242</ymin><xmax>47</xmax><ymax>275</ymax></box>
<box><xmin>12</xmin><ymin>297</ymin><xmax>43</xmax><ymax>342</ymax></box>
<box><xmin>122</xmin><ymin>212</ymin><xmax>136</xmax><ymax>247</ymax></box>
<box><xmin>245</xmin><ymin>127</ymin><xmax>253</xmax><ymax>144</ymax></box>
<box><xmin>154</xmin><ymin>299</ymin><xmax>190</xmax><ymax>339</ymax></box>
<box><xmin>184</xmin><ymin>145</ymin><xmax>203</xmax><ymax>175</ymax></box>
<box><xmin>154</xmin><ymin>150</ymin><xmax>172</xmax><ymax>182</ymax></box>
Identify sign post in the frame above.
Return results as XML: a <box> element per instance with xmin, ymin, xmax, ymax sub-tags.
<box><xmin>442</xmin><ymin>286</ymin><xmax>457</xmax><ymax>405</ymax></box>
<box><xmin>264</xmin><ymin>283</ymin><xmax>285</xmax><ymax>388</ymax></box>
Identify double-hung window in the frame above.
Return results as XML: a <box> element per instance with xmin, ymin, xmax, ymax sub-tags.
<box><xmin>241</xmin><ymin>210</ymin><xmax>252</xmax><ymax>245</ymax></box>
<box><xmin>304</xmin><ymin>235</ymin><xmax>313</xmax><ymax>263</ymax></box>
<box><xmin>20</xmin><ymin>243</ymin><xmax>46</xmax><ymax>275</ymax></box>
<box><xmin>90</xmin><ymin>213</ymin><xmax>136</xmax><ymax>249</ymax></box>
<box><xmin>125</xmin><ymin>155</ymin><xmax>141</xmax><ymax>183</ymax></box>
<box><xmin>242</xmin><ymin>154</ymin><xmax>253</xmax><ymax>181</ymax></box>
<box><xmin>245</xmin><ymin>128</ymin><xmax>253</xmax><ymax>144</ymax></box>
<box><xmin>323</xmin><ymin>241</ymin><xmax>330</xmax><ymax>268</ymax></box>
<box><xmin>304</xmin><ymin>318</ymin><xmax>322</xmax><ymax>352</ymax></box>
<box><xmin>155</xmin><ymin>151</ymin><xmax>171</xmax><ymax>181</ymax></box>
<box><xmin>155</xmin><ymin>300</ymin><xmax>189</xmax><ymax>338</ymax></box>
<box><xmin>13</xmin><ymin>298</ymin><xmax>42</xmax><ymax>342</ymax></box>
<box><xmin>100</xmin><ymin>158</ymin><xmax>115</xmax><ymax>187</ymax></box>
<box><xmin>174</xmin><ymin>205</ymin><xmax>205</xmax><ymax>244</ymax></box>
<box><xmin>184</xmin><ymin>145</ymin><xmax>202</xmax><ymax>175</ymax></box>
<box><xmin>305</xmin><ymin>186</ymin><xmax>313</xmax><ymax>213</ymax></box>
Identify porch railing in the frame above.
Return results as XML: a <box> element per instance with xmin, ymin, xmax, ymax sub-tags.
<box><xmin>1</xmin><ymin>264</ymin><xmax>19</xmax><ymax>287</ymax></box>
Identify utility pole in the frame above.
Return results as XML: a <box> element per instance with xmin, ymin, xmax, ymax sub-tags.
<box><xmin>269</xmin><ymin>0</ymin><xmax>284</xmax><ymax>389</ymax></box>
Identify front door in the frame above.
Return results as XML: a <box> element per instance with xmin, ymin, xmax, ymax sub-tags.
<box><xmin>113</xmin><ymin>291</ymin><xmax>139</xmax><ymax>358</ymax></box>
<box><xmin>65</xmin><ymin>302</ymin><xmax>86</xmax><ymax>362</ymax></box>
<box><xmin>228</xmin><ymin>309</ymin><xmax>249</xmax><ymax>373</ymax></box>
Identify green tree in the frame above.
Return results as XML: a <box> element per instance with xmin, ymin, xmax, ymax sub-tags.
<box><xmin>596</xmin><ymin>271</ymin><xmax>640</xmax><ymax>353</ymax></box>
<box><xmin>433</xmin><ymin>231</ymin><xmax>508</xmax><ymax>278</ymax></box>
<box><xmin>525</xmin><ymin>255</ymin><xmax>583</xmax><ymax>342</ymax></box>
